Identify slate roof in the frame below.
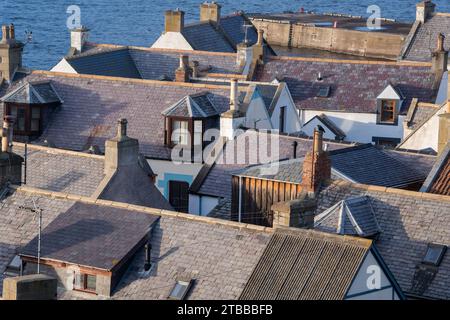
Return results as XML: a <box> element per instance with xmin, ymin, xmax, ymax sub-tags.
<box><xmin>2</xmin><ymin>72</ymin><xmax>230</xmax><ymax>160</ymax></box>
<box><xmin>19</xmin><ymin>202</ymin><xmax>159</xmax><ymax>270</ymax></box>
<box><xmin>314</xmin><ymin>196</ymin><xmax>381</xmax><ymax>238</ymax></box>
<box><xmin>161</xmin><ymin>92</ymin><xmax>219</xmax><ymax>118</ymax></box>
<box><xmin>182</xmin><ymin>22</ymin><xmax>235</xmax><ymax>53</ymax></box>
<box><xmin>181</xmin><ymin>13</ymin><xmax>263</xmax><ymax>53</ymax></box>
<box><xmin>314</xmin><ymin>181</ymin><xmax>450</xmax><ymax>299</ymax></box>
<box><xmin>240</xmin><ymin>228</ymin><xmax>372</xmax><ymax>300</ymax></box>
<box><xmin>13</xmin><ymin>145</ymin><xmax>104</xmax><ymax>197</ymax></box>
<box><xmin>304</xmin><ymin>114</ymin><xmax>346</xmax><ymax>140</ymax></box>
<box><xmin>65</xmin><ymin>45</ymin><xmax>240</xmax><ymax>79</ymax></box>
<box><xmin>403</xmin><ymin>14</ymin><xmax>450</xmax><ymax>62</ymax></box>
<box><xmin>234</xmin><ymin>143</ymin><xmax>431</xmax><ymax>189</ymax></box>
<box><xmin>253</xmin><ymin>57</ymin><xmax>439</xmax><ymax>114</ymax></box>
<box><xmin>0</xmin><ymin>188</ymin><xmax>271</xmax><ymax>299</ymax></box>
<box><xmin>193</xmin><ymin>130</ymin><xmax>351</xmax><ymax>198</ymax></box>
<box><xmin>407</xmin><ymin>103</ymin><xmax>442</xmax><ymax>130</ymax></box>
<box><xmin>1</xmin><ymin>81</ymin><xmax>62</xmax><ymax>104</ymax></box>
<box><xmin>329</xmin><ymin>144</ymin><xmax>427</xmax><ymax>188</ymax></box>
<box><xmin>420</xmin><ymin>143</ymin><xmax>450</xmax><ymax>195</ymax></box>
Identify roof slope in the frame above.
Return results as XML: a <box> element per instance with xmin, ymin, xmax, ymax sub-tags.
<box><xmin>0</xmin><ymin>188</ymin><xmax>271</xmax><ymax>299</ymax></box>
<box><xmin>2</xmin><ymin>72</ymin><xmax>230</xmax><ymax>160</ymax></box>
<box><xmin>182</xmin><ymin>22</ymin><xmax>235</xmax><ymax>53</ymax></box>
<box><xmin>253</xmin><ymin>57</ymin><xmax>438</xmax><ymax>114</ymax></box>
<box><xmin>13</xmin><ymin>145</ymin><xmax>104</xmax><ymax>197</ymax></box>
<box><xmin>19</xmin><ymin>202</ymin><xmax>159</xmax><ymax>270</ymax></box>
<box><xmin>65</xmin><ymin>45</ymin><xmax>240</xmax><ymax>80</ymax></box>
<box><xmin>314</xmin><ymin>196</ymin><xmax>381</xmax><ymax>238</ymax></box>
<box><xmin>404</xmin><ymin>14</ymin><xmax>450</xmax><ymax>62</ymax></box>
<box><xmin>329</xmin><ymin>144</ymin><xmax>427</xmax><ymax>187</ymax></box>
<box><xmin>421</xmin><ymin>143</ymin><xmax>450</xmax><ymax>195</ymax></box>
<box><xmin>240</xmin><ymin>228</ymin><xmax>371</xmax><ymax>300</ymax></box>
<box><xmin>194</xmin><ymin>131</ymin><xmax>350</xmax><ymax>198</ymax></box>
<box><xmin>315</xmin><ymin>181</ymin><xmax>450</xmax><ymax>299</ymax></box>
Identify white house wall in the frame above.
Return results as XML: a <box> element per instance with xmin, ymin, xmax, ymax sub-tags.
<box><xmin>399</xmin><ymin>105</ymin><xmax>446</xmax><ymax>152</ymax></box>
<box><xmin>151</xmin><ymin>32</ymin><xmax>193</xmax><ymax>50</ymax></box>
<box><xmin>147</xmin><ymin>159</ymin><xmax>203</xmax><ymax>200</ymax></box>
<box><xmin>435</xmin><ymin>71</ymin><xmax>448</xmax><ymax>104</ymax></box>
<box><xmin>301</xmin><ymin>110</ymin><xmax>405</xmax><ymax>143</ymax></box>
<box><xmin>189</xmin><ymin>194</ymin><xmax>220</xmax><ymax>216</ymax></box>
<box><xmin>244</xmin><ymin>92</ymin><xmax>273</xmax><ymax>129</ymax></box>
<box><xmin>270</xmin><ymin>86</ymin><xmax>302</xmax><ymax>133</ymax></box>
<box><xmin>301</xmin><ymin>117</ymin><xmax>339</xmax><ymax>140</ymax></box>
<box><xmin>345</xmin><ymin>251</ymin><xmax>398</xmax><ymax>300</ymax></box>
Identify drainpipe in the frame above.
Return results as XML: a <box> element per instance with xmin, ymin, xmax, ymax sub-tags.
<box><xmin>238</xmin><ymin>176</ymin><xmax>242</xmax><ymax>222</ymax></box>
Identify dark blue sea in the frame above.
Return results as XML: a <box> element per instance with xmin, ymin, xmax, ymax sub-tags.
<box><xmin>1</xmin><ymin>0</ymin><xmax>450</xmax><ymax>70</ymax></box>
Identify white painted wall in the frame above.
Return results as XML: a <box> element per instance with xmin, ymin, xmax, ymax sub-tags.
<box><xmin>302</xmin><ymin>117</ymin><xmax>339</xmax><ymax>140</ymax></box>
<box><xmin>399</xmin><ymin>104</ymin><xmax>446</xmax><ymax>152</ymax></box>
<box><xmin>220</xmin><ymin>116</ymin><xmax>246</xmax><ymax>140</ymax></box>
<box><xmin>244</xmin><ymin>92</ymin><xmax>272</xmax><ymax>129</ymax></box>
<box><xmin>189</xmin><ymin>194</ymin><xmax>220</xmax><ymax>216</ymax></box>
<box><xmin>151</xmin><ymin>32</ymin><xmax>193</xmax><ymax>50</ymax></box>
<box><xmin>51</xmin><ymin>58</ymin><xmax>77</xmax><ymax>73</ymax></box>
<box><xmin>301</xmin><ymin>110</ymin><xmax>405</xmax><ymax>143</ymax></box>
<box><xmin>270</xmin><ymin>85</ymin><xmax>302</xmax><ymax>133</ymax></box>
<box><xmin>345</xmin><ymin>251</ymin><xmax>399</xmax><ymax>300</ymax></box>
<box><xmin>436</xmin><ymin>71</ymin><xmax>449</xmax><ymax>105</ymax></box>
<box><xmin>147</xmin><ymin>158</ymin><xmax>203</xmax><ymax>200</ymax></box>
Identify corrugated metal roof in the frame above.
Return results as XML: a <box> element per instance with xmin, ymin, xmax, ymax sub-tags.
<box><xmin>240</xmin><ymin>228</ymin><xmax>370</xmax><ymax>300</ymax></box>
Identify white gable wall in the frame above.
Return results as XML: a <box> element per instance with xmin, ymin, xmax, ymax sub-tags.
<box><xmin>51</xmin><ymin>58</ymin><xmax>78</xmax><ymax>73</ymax></box>
<box><xmin>302</xmin><ymin>117</ymin><xmax>339</xmax><ymax>140</ymax></box>
<box><xmin>345</xmin><ymin>251</ymin><xmax>400</xmax><ymax>300</ymax></box>
<box><xmin>244</xmin><ymin>91</ymin><xmax>273</xmax><ymax>130</ymax></box>
<box><xmin>151</xmin><ymin>32</ymin><xmax>194</xmax><ymax>50</ymax></box>
<box><xmin>270</xmin><ymin>85</ymin><xmax>301</xmax><ymax>133</ymax></box>
<box><xmin>301</xmin><ymin>110</ymin><xmax>405</xmax><ymax>143</ymax></box>
<box><xmin>189</xmin><ymin>194</ymin><xmax>220</xmax><ymax>216</ymax></box>
<box><xmin>399</xmin><ymin>104</ymin><xmax>446</xmax><ymax>152</ymax></box>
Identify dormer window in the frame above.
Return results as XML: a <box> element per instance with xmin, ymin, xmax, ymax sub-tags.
<box><xmin>380</xmin><ymin>99</ymin><xmax>396</xmax><ymax>123</ymax></box>
<box><xmin>1</xmin><ymin>81</ymin><xmax>62</xmax><ymax>137</ymax></box>
<box><xmin>162</xmin><ymin>93</ymin><xmax>220</xmax><ymax>157</ymax></box>
<box><xmin>376</xmin><ymin>84</ymin><xmax>404</xmax><ymax>125</ymax></box>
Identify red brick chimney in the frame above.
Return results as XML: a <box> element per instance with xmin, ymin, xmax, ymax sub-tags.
<box><xmin>175</xmin><ymin>54</ymin><xmax>191</xmax><ymax>82</ymax></box>
<box><xmin>301</xmin><ymin>126</ymin><xmax>331</xmax><ymax>193</ymax></box>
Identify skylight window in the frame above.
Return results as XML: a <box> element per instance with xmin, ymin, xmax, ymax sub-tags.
<box><xmin>168</xmin><ymin>279</ymin><xmax>194</xmax><ymax>300</ymax></box>
<box><xmin>316</xmin><ymin>86</ymin><xmax>331</xmax><ymax>98</ymax></box>
<box><xmin>423</xmin><ymin>244</ymin><xmax>447</xmax><ymax>266</ymax></box>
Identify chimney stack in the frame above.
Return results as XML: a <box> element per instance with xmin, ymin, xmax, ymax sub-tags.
<box><xmin>104</xmin><ymin>118</ymin><xmax>139</xmax><ymax>175</ymax></box>
<box><xmin>229</xmin><ymin>78</ymin><xmax>239</xmax><ymax>111</ymax></box>
<box><xmin>432</xmin><ymin>33</ymin><xmax>448</xmax><ymax>73</ymax></box>
<box><xmin>0</xmin><ymin>116</ymin><xmax>24</xmax><ymax>188</ymax></box>
<box><xmin>416</xmin><ymin>1</ymin><xmax>435</xmax><ymax>23</ymax></box>
<box><xmin>252</xmin><ymin>29</ymin><xmax>265</xmax><ymax>65</ymax></box>
<box><xmin>70</xmin><ymin>26</ymin><xmax>89</xmax><ymax>55</ymax></box>
<box><xmin>200</xmin><ymin>1</ymin><xmax>222</xmax><ymax>24</ymax></box>
<box><xmin>220</xmin><ymin>79</ymin><xmax>245</xmax><ymax>139</ymax></box>
<box><xmin>165</xmin><ymin>9</ymin><xmax>185</xmax><ymax>33</ymax></box>
<box><xmin>271</xmin><ymin>192</ymin><xmax>316</xmax><ymax>229</ymax></box>
<box><xmin>1</xmin><ymin>116</ymin><xmax>14</xmax><ymax>153</ymax></box>
<box><xmin>301</xmin><ymin>126</ymin><xmax>331</xmax><ymax>194</ymax></box>
<box><xmin>175</xmin><ymin>54</ymin><xmax>191</xmax><ymax>82</ymax></box>
<box><xmin>1</xmin><ymin>24</ymin><xmax>24</xmax><ymax>83</ymax></box>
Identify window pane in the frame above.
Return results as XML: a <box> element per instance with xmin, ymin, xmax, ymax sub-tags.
<box><xmin>86</xmin><ymin>275</ymin><xmax>96</xmax><ymax>291</ymax></box>
<box><xmin>31</xmin><ymin>107</ymin><xmax>40</xmax><ymax>119</ymax></box>
<box><xmin>17</xmin><ymin>108</ymin><xmax>26</xmax><ymax>131</ymax></box>
<box><xmin>171</xmin><ymin>120</ymin><xmax>189</xmax><ymax>145</ymax></box>
<box><xmin>194</xmin><ymin>121</ymin><xmax>202</xmax><ymax>145</ymax></box>
<box><xmin>31</xmin><ymin>120</ymin><xmax>40</xmax><ymax>132</ymax></box>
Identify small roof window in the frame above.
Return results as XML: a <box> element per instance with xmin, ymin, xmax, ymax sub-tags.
<box><xmin>317</xmin><ymin>86</ymin><xmax>331</xmax><ymax>98</ymax></box>
<box><xmin>168</xmin><ymin>279</ymin><xmax>194</xmax><ymax>300</ymax></box>
<box><xmin>3</xmin><ymin>255</ymin><xmax>22</xmax><ymax>276</ymax></box>
<box><xmin>422</xmin><ymin>244</ymin><xmax>447</xmax><ymax>266</ymax></box>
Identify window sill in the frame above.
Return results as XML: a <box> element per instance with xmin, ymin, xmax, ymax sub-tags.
<box><xmin>73</xmin><ymin>288</ymin><xmax>97</xmax><ymax>295</ymax></box>
<box><xmin>376</xmin><ymin>121</ymin><xmax>398</xmax><ymax>126</ymax></box>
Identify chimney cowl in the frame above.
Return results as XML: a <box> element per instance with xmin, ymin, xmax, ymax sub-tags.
<box><xmin>117</xmin><ymin>118</ymin><xmax>128</xmax><ymax>139</ymax></box>
<box><xmin>2</xmin><ymin>116</ymin><xmax>15</xmax><ymax>153</ymax></box>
